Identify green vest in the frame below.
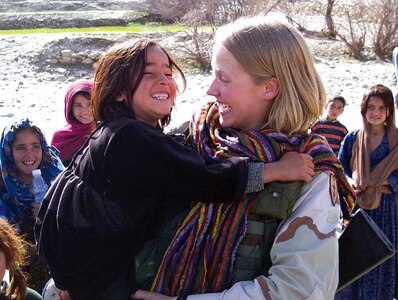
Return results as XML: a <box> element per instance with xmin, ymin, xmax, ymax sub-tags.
<box><xmin>136</xmin><ymin>181</ymin><xmax>303</xmax><ymax>288</ymax></box>
<box><xmin>232</xmin><ymin>180</ymin><xmax>303</xmax><ymax>283</ymax></box>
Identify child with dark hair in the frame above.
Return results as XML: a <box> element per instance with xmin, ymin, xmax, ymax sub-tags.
<box><xmin>310</xmin><ymin>96</ymin><xmax>349</xmax><ymax>155</ymax></box>
<box><xmin>336</xmin><ymin>84</ymin><xmax>398</xmax><ymax>300</ymax></box>
<box><xmin>51</xmin><ymin>79</ymin><xmax>94</xmax><ymax>166</ymax></box>
<box><xmin>0</xmin><ymin>118</ymin><xmax>64</xmax><ymax>293</ymax></box>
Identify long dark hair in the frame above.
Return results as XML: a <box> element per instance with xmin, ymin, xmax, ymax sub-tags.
<box><xmin>361</xmin><ymin>84</ymin><xmax>395</xmax><ymax>127</ymax></box>
<box><xmin>92</xmin><ymin>39</ymin><xmax>186</xmax><ymax>130</ymax></box>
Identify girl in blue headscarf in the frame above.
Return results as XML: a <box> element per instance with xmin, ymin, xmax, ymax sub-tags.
<box><xmin>0</xmin><ymin>118</ymin><xmax>64</xmax><ymax>293</ymax></box>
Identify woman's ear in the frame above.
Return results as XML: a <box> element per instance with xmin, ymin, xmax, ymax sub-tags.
<box><xmin>263</xmin><ymin>77</ymin><xmax>280</xmax><ymax>100</ymax></box>
<box><xmin>115</xmin><ymin>91</ymin><xmax>127</xmax><ymax>102</ymax></box>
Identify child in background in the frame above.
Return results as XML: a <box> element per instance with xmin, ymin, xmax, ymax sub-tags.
<box><xmin>0</xmin><ymin>217</ymin><xmax>42</xmax><ymax>300</ymax></box>
<box><xmin>0</xmin><ymin>119</ymin><xmax>64</xmax><ymax>293</ymax></box>
<box><xmin>336</xmin><ymin>84</ymin><xmax>398</xmax><ymax>300</ymax></box>
<box><xmin>51</xmin><ymin>79</ymin><xmax>94</xmax><ymax>166</ymax></box>
<box><xmin>310</xmin><ymin>96</ymin><xmax>348</xmax><ymax>155</ymax></box>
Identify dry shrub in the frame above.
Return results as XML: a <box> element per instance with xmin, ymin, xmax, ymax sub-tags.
<box><xmin>334</xmin><ymin>2</ymin><xmax>368</xmax><ymax>60</ymax></box>
<box><xmin>366</xmin><ymin>0</ymin><xmax>398</xmax><ymax>60</ymax></box>
<box><xmin>142</xmin><ymin>0</ymin><xmax>281</xmax><ymax>71</ymax></box>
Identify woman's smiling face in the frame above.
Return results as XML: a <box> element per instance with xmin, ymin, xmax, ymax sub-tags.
<box><xmin>206</xmin><ymin>45</ymin><xmax>272</xmax><ymax>131</ymax></box>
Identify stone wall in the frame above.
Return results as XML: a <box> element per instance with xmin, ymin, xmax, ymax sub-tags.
<box><xmin>0</xmin><ymin>11</ymin><xmax>141</xmax><ymax>30</ymax></box>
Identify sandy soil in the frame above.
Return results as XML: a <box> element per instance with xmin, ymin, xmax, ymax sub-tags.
<box><xmin>0</xmin><ymin>31</ymin><xmax>396</xmax><ymax>142</ymax></box>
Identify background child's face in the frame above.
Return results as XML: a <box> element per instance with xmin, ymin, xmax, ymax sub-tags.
<box><xmin>72</xmin><ymin>94</ymin><xmax>93</xmax><ymax>125</ymax></box>
<box><xmin>365</xmin><ymin>96</ymin><xmax>388</xmax><ymax>127</ymax></box>
<box><xmin>326</xmin><ymin>99</ymin><xmax>344</xmax><ymax>121</ymax></box>
<box><xmin>11</xmin><ymin>129</ymin><xmax>42</xmax><ymax>183</ymax></box>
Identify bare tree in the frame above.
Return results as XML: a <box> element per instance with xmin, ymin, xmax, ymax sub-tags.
<box><xmin>177</xmin><ymin>9</ymin><xmax>216</xmax><ymax>72</ymax></box>
<box><xmin>334</xmin><ymin>2</ymin><xmax>367</xmax><ymax>60</ymax></box>
<box><xmin>366</xmin><ymin>0</ymin><xmax>398</xmax><ymax>60</ymax></box>
<box><xmin>143</xmin><ymin>0</ymin><xmax>282</xmax><ymax>71</ymax></box>
<box><xmin>325</xmin><ymin>0</ymin><xmax>337</xmax><ymax>38</ymax></box>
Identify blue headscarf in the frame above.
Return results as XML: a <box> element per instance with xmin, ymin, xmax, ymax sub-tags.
<box><xmin>0</xmin><ymin>118</ymin><xmax>64</xmax><ymax>231</ymax></box>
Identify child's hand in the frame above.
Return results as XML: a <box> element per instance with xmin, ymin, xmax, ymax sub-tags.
<box><xmin>59</xmin><ymin>290</ymin><xmax>72</xmax><ymax>300</ymax></box>
<box><xmin>263</xmin><ymin>152</ymin><xmax>315</xmax><ymax>183</ymax></box>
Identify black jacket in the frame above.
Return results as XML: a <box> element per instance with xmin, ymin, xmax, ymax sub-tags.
<box><xmin>35</xmin><ymin>117</ymin><xmax>248</xmax><ymax>300</ymax></box>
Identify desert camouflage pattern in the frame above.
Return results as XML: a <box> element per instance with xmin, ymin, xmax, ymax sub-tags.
<box><xmin>188</xmin><ymin>172</ymin><xmax>341</xmax><ymax>300</ymax></box>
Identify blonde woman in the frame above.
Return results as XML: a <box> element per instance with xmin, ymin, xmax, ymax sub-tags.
<box><xmin>133</xmin><ymin>16</ymin><xmax>354</xmax><ymax>300</ymax></box>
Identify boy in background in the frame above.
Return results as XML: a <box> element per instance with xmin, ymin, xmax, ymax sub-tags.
<box><xmin>310</xmin><ymin>96</ymin><xmax>348</xmax><ymax>155</ymax></box>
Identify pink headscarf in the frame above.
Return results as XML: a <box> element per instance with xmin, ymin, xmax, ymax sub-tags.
<box><xmin>51</xmin><ymin>79</ymin><xmax>94</xmax><ymax>165</ymax></box>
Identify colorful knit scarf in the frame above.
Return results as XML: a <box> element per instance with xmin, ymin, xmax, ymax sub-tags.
<box><xmin>152</xmin><ymin>102</ymin><xmax>355</xmax><ymax>296</ymax></box>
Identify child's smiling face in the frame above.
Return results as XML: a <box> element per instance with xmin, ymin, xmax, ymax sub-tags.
<box><xmin>11</xmin><ymin>128</ymin><xmax>42</xmax><ymax>183</ymax></box>
<box><xmin>72</xmin><ymin>94</ymin><xmax>93</xmax><ymax>125</ymax></box>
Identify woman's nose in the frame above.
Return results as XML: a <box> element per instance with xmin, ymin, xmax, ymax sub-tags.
<box><xmin>207</xmin><ymin>80</ymin><xmax>218</xmax><ymax>96</ymax></box>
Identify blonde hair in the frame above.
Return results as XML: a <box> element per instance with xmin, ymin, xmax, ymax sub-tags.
<box><xmin>215</xmin><ymin>16</ymin><xmax>326</xmax><ymax>134</ymax></box>
<box><xmin>0</xmin><ymin>218</ymin><xmax>28</xmax><ymax>300</ymax></box>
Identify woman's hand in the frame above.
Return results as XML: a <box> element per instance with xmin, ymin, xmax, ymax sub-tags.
<box><xmin>263</xmin><ymin>152</ymin><xmax>315</xmax><ymax>183</ymax></box>
<box><xmin>131</xmin><ymin>290</ymin><xmax>177</xmax><ymax>300</ymax></box>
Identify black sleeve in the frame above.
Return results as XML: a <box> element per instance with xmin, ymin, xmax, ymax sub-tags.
<box><xmin>106</xmin><ymin>120</ymin><xmax>248</xmax><ymax>205</ymax></box>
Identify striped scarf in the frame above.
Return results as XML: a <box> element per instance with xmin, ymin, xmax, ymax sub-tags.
<box><xmin>152</xmin><ymin>102</ymin><xmax>355</xmax><ymax>296</ymax></box>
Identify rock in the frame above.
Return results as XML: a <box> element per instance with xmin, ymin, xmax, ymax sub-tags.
<box><xmin>61</xmin><ymin>49</ymin><xmax>72</xmax><ymax>56</ymax></box>
<box><xmin>47</xmin><ymin>58</ymin><xmax>58</xmax><ymax>64</ymax></box>
<box><xmin>81</xmin><ymin>57</ymin><xmax>93</xmax><ymax>64</ymax></box>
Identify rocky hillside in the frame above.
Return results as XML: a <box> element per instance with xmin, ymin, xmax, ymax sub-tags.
<box><xmin>0</xmin><ymin>0</ymin><xmax>145</xmax><ymax>30</ymax></box>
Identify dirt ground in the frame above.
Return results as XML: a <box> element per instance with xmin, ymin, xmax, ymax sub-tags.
<box><xmin>0</xmin><ymin>11</ymin><xmax>396</xmax><ymax>140</ymax></box>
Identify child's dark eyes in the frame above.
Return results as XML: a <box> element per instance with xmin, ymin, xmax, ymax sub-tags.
<box><xmin>143</xmin><ymin>70</ymin><xmax>173</xmax><ymax>77</ymax></box>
